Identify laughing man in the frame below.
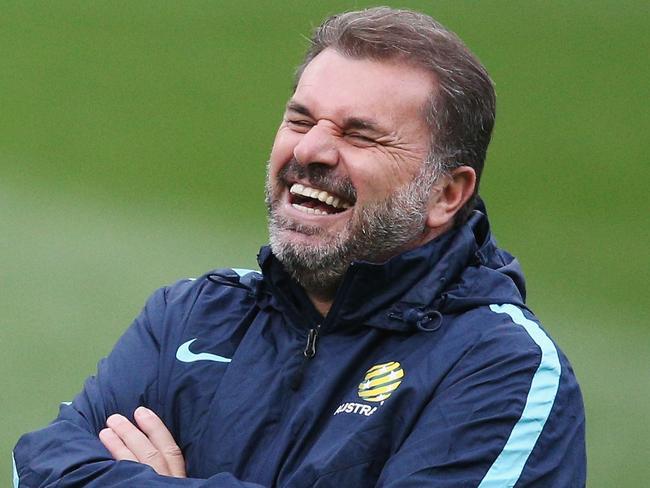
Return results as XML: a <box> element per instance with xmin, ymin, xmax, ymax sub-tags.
<box><xmin>14</xmin><ymin>7</ymin><xmax>586</xmax><ymax>487</ymax></box>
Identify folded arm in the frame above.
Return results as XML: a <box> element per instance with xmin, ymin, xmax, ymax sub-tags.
<box><xmin>13</xmin><ymin>286</ymin><xmax>267</xmax><ymax>488</ymax></box>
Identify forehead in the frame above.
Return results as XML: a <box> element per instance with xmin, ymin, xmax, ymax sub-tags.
<box><xmin>292</xmin><ymin>49</ymin><xmax>436</xmax><ymax>128</ymax></box>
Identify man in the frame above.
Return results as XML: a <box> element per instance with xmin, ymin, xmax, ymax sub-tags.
<box><xmin>14</xmin><ymin>7</ymin><xmax>586</xmax><ymax>487</ymax></box>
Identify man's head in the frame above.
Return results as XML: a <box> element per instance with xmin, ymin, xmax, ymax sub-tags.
<box><xmin>266</xmin><ymin>7</ymin><xmax>495</xmax><ymax>301</ymax></box>
<box><xmin>295</xmin><ymin>7</ymin><xmax>496</xmax><ymax>223</ymax></box>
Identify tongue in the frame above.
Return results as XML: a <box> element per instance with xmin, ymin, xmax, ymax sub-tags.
<box><xmin>292</xmin><ymin>192</ymin><xmax>347</xmax><ymax>213</ymax></box>
<box><xmin>303</xmin><ymin>199</ymin><xmax>337</xmax><ymax>213</ymax></box>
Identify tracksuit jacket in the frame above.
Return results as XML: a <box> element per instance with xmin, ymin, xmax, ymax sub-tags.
<box><xmin>14</xmin><ymin>208</ymin><xmax>586</xmax><ymax>487</ymax></box>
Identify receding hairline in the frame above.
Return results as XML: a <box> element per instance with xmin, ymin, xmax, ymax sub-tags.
<box><xmin>294</xmin><ymin>46</ymin><xmax>441</xmax><ymax>92</ymax></box>
<box><xmin>293</xmin><ymin>6</ymin><xmax>496</xmax><ymax>225</ymax></box>
<box><xmin>292</xmin><ymin>47</ymin><xmax>441</xmax><ymax>132</ymax></box>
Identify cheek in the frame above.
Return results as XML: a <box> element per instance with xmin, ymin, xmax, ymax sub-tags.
<box><xmin>347</xmin><ymin>148</ymin><xmax>424</xmax><ymax>199</ymax></box>
<box><xmin>269</xmin><ymin>127</ymin><xmax>300</xmax><ymax>170</ymax></box>
<box><xmin>343</xmin><ymin>155</ymin><xmax>402</xmax><ymax>200</ymax></box>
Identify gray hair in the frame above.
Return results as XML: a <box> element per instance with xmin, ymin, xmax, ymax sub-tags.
<box><xmin>295</xmin><ymin>7</ymin><xmax>496</xmax><ymax>225</ymax></box>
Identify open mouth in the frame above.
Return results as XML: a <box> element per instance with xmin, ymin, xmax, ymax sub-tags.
<box><xmin>289</xmin><ymin>183</ymin><xmax>353</xmax><ymax>215</ymax></box>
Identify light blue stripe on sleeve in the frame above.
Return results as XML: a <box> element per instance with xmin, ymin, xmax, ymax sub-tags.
<box><xmin>12</xmin><ymin>452</ymin><xmax>19</xmax><ymax>488</ymax></box>
<box><xmin>478</xmin><ymin>304</ymin><xmax>561</xmax><ymax>488</ymax></box>
<box><xmin>232</xmin><ymin>268</ymin><xmax>258</xmax><ymax>277</ymax></box>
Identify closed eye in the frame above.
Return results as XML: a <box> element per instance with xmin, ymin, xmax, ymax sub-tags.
<box><xmin>287</xmin><ymin>119</ymin><xmax>314</xmax><ymax>132</ymax></box>
<box><xmin>346</xmin><ymin>133</ymin><xmax>376</xmax><ymax>145</ymax></box>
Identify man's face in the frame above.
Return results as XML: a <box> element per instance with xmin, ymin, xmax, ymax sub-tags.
<box><xmin>266</xmin><ymin>49</ymin><xmax>437</xmax><ymax>296</ymax></box>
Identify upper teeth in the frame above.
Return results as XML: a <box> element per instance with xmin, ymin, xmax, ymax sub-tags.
<box><xmin>290</xmin><ymin>183</ymin><xmax>351</xmax><ymax>209</ymax></box>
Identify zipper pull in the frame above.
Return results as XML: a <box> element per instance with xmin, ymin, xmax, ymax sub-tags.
<box><xmin>289</xmin><ymin>326</ymin><xmax>320</xmax><ymax>390</ymax></box>
<box><xmin>303</xmin><ymin>326</ymin><xmax>319</xmax><ymax>358</ymax></box>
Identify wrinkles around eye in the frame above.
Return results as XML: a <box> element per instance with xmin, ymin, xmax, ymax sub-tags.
<box><xmin>287</xmin><ymin>120</ymin><xmax>313</xmax><ymax>131</ymax></box>
<box><xmin>345</xmin><ymin>133</ymin><xmax>376</xmax><ymax>145</ymax></box>
<box><xmin>286</xmin><ymin>119</ymin><xmax>381</xmax><ymax>150</ymax></box>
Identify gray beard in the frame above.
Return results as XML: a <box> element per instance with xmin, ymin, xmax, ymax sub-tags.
<box><xmin>266</xmin><ymin>161</ymin><xmax>436</xmax><ymax>299</ymax></box>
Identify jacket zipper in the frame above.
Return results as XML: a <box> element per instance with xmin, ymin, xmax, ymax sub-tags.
<box><xmin>291</xmin><ymin>266</ymin><xmax>355</xmax><ymax>388</ymax></box>
<box><xmin>303</xmin><ymin>325</ymin><xmax>320</xmax><ymax>358</ymax></box>
<box><xmin>301</xmin><ymin>265</ymin><xmax>356</xmax><ymax>360</ymax></box>
<box><xmin>289</xmin><ymin>325</ymin><xmax>320</xmax><ymax>390</ymax></box>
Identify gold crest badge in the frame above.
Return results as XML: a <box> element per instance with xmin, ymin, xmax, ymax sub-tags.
<box><xmin>358</xmin><ymin>361</ymin><xmax>404</xmax><ymax>402</ymax></box>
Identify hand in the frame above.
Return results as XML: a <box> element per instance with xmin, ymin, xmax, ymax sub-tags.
<box><xmin>99</xmin><ymin>406</ymin><xmax>187</xmax><ymax>478</ymax></box>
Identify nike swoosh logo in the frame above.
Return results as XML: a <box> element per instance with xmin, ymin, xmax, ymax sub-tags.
<box><xmin>176</xmin><ymin>339</ymin><xmax>232</xmax><ymax>363</ymax></box>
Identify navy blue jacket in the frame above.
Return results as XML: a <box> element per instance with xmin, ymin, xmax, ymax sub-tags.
<box><xmin>14</xmin><ymin>209</ymin><xmax>586</xmax><ymax>487</ymax></box>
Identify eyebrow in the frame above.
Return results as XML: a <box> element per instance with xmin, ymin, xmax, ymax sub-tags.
<box><xmin>285</xmin><ymin>100</ymin><xmax>385</xmax><ymax>135</ymax></box>
<box><xmin>286</xmin><ymin>101</ymin><xmax>312</xmax><ymax>117</ymax></box>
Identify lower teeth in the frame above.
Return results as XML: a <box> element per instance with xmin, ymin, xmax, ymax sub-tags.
<box><xmin>292</xmin><ymin>203</ymin><xmax>330</xmax><ymax>215</ymax></box>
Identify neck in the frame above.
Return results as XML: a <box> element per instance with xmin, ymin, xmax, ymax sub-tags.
<box><xmin>302</xmin><ymin>228</ymin><xmax>451</xmax><ymax>317</ymax></box>
<box><xmin>307</xmin><ymin>291</ymin><xmax>334</xmax><ymax>317</ymax></box>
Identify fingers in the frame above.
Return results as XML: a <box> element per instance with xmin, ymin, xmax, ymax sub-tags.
<box><xmin>105</xmin><ymin>413</ymin><xmax>172</xmax><ymax>476</ymax></box>
<box><xmin>100</xmin><ymin>409</ymin><xmax>187</xmax><ymax>478</ymax></box>
<box><xmin>133</xmin><ymin>406</ymin><xmax>186</xmax><ymax>478</ymax></box>
<box><xmin>99</xmin><ymin>427</ymin><xmax>138</xmax><ymax>463</ymax></box>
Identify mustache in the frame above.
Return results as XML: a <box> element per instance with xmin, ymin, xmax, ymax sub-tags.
<box><xmin>276</xmin><ymin>159</ymin><xmax>357</xmax><ymax>203</ymax></box>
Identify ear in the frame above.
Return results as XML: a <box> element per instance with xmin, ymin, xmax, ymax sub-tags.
<box><xmin>425</xmin><ymin>166</ymin><xmax>477</xmax><ymax>230</ymax></box>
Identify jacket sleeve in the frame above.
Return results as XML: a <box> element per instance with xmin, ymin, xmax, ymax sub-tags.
<box><xmin>376</xmin><ymin>305</ymin><xmax>586</xmax><ymax>488</ymax></box>
<box><xmin>12</xmin><ymin>286</ymin><xmax>268</xmax><ymax>488</ymax></box>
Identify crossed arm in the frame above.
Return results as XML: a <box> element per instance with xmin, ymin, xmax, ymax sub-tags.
<box><xmin>15</xmin><ymin>287</ymin><xmax>586</xmax><ymax>486</ymax></box>
<box><xmin>99</xmin><ymin>407</ymin><xmax>186</xmax><ymax>478</ymax></box>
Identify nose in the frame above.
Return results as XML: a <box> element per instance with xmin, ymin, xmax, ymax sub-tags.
<box><xmin>293</xmin><ymin>123</ymin><xmax>339</xmax><ymax>167</ymax></box>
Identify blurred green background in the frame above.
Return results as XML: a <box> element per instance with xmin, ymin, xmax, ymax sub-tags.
<box><xmin>2</xmin><ymin>1</ymin><xmax>648</xmax><ymax>485</ymax></box>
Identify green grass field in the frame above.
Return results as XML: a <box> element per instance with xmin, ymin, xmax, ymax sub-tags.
<box><xmin>2</xmin><ymin>1</ymin><xmax>648</xmax><ymax>485</ymax></box>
